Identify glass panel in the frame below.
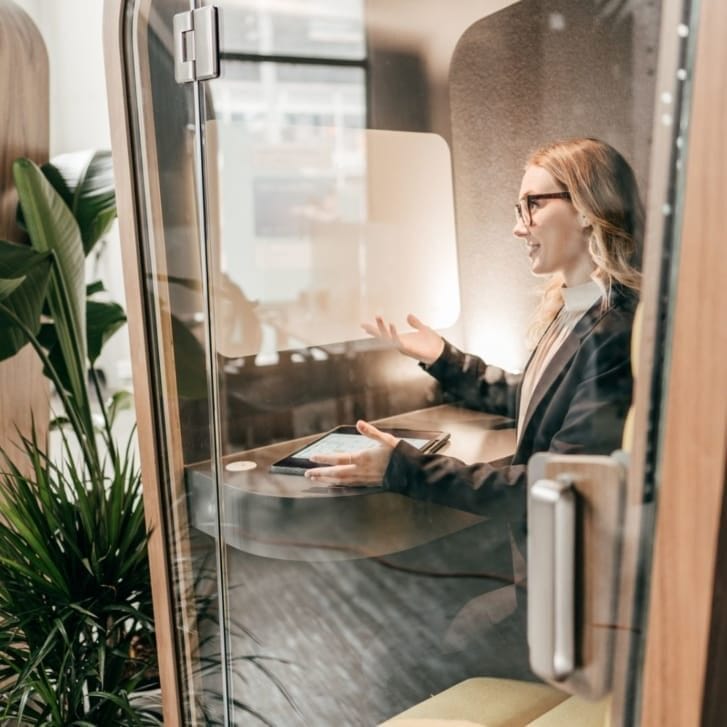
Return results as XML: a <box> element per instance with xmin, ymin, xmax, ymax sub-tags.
<box><xmin>123</xmin><ymin>0</ymin><xmax>697</xmax><ymax>724</ymax></box>
<box><xmin>124</xmin><ymin>0</ymin><xmax>228</xmax><ymax>722</ymax></box>
<box><xmin>194</xmin><ymin>0</ymin><xmax>697</xmax><ymax>724</ymax></box>
<box><xmin>220</xmin><ymin>0</ymin><xmax>366</xmax><ymax>59</ymax></box>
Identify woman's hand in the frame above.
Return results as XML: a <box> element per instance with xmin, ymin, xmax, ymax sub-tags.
<box><xmin>303</xmin><ymin>420</ymin><xmax>399</xmax><ymax>485</ymax></box>
<box><xmin>361</xmin><ymin>313</ymin><xmax>444</xmax><ymax>365</ymax></box>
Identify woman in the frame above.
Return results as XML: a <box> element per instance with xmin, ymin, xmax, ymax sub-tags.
<box><xmin>304</xmin><ymin>138</ymin><xmax>642</xmax><ymax>516</ymax></box>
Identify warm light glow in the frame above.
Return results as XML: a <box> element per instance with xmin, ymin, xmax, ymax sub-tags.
<box><xmin>463</xmin><ymin>313</ymin><xmax>531</xmax><ymax>374</ymax></box>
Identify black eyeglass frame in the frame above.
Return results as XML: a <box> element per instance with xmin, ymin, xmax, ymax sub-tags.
<box><xmin>514</xmin><ymin>192</ymin><xmax>572</xmax><ymax>226</ymax></box>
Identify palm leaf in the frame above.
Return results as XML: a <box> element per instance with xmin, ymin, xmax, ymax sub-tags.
<box><xmin>87</xmin><ymin>279</ymin><xmax>105</xmax><ymax>296</ymax></box>
<box><xmin>0</xmin><ymin>250</ymin><xmax>52</xmax><ymax>360</ymax></box>
<box><xmin>13</xmin><ymin>159</ymin><xmax>88</xmax><ymax>403</ymax></box>
<box><xmin>0</xmin><ymin>239</ymin><xmax>49</xmax><ymax>297</ymax></box>
<box><xmin>45</xmin><ymin>150</ymin><xmax>117</xmax><ymax>255</ymax></box>
<box><xmin>87</xmin><ymin>299</ymin><xmax>127</xmax><ymax>364</ymax></box>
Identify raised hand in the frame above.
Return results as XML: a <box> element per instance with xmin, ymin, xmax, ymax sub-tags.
<box><xmin>303</xmin><ymin>420</ymin><xmax>398</xmax><ymax>485</ymax></box>
<box><xmin>361</xmin><ymin>313</ymin><xmax>444</xmax><ymax>365</ymax></box>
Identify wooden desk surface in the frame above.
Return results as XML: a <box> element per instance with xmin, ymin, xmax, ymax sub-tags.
<box><xmin>186</xmin><ymin>404</ymin><xmax>516</xmax><ymax>560</ymax></box>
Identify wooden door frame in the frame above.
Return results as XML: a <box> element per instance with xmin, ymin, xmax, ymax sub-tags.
<box><xmin>638</xmin><ymin>0</ymin><xmax>727</xmax><ymax>724</ymax></box>
<box><xmin>103</xmin><ymin>1</ymin><xmax>184</xmax><ymax>724</ymax></box>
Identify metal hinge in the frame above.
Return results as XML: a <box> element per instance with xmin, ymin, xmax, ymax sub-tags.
<box><xmin>173</xmin><ymin>6</ymin><xmax>220</xmax><ymax>84</ymax></box>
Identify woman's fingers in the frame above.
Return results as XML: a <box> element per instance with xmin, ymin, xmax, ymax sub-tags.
<box><xmin>363</xmin><ymin>314</ymin><xmax>431</xmax><ymax>337</ymax></box>
<box><xmin>388</xmin><ymin>322</ymin><xmax>403</xmax><ymax>348</ymax></box>
<box><xmin>305</xmin><ymin>463</ymin><xmax>357</xmax><ymax>479</ymax></box>
<box><xmin>309</xmin><ymin>453</ymin><xmax>356</xmax><ymax>466</ymax></box>
<box><xmin>305</xmin><ymin>463</ymin><xmax>380</xmax><ymax>485</ymax></box>
<box><xmin>304</xmin><ymin>424</ymin><xmax>395</xmax><ymax>485</ymax></box>
<box><xmin>356</xmin><ymin>420</ymin><xmax>398</xmax><ymax>448</ymax></box>
<box><xmin>360</xmin><ymin>316</ymin><xmax>393</xmax><ymax>342</ymax></box>
<box><xmin>375</xmin><ymin>315</ymin><xmax>390</xmax><ymax>340</ymax></box>
<box><xmin>406</xmin><ymin>313</ymin><xmax>428</xmax><ymax>332</ymax></box>
<box><xmin>307</xmin><ymin>474</ymin><xmax>379</xmax><ymax>486</ymax></box>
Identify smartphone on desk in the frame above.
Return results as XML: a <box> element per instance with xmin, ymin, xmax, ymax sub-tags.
<box><xmin>269</xmin><ymin>425</ymin><xmax>450</xmax><ymax>475</ymax></box>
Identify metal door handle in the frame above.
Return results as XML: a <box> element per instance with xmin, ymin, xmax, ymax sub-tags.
<box><xmin>528</xmin><ymin>474</ymin><xmax>576</xmax><ymax>681</ymax></box>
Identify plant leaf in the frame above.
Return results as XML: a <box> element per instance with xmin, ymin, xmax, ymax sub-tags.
<box><xmin>0</xmin><ymin>239</ymin><xmax>50</xmax><ymax>294</ymax></box>
<box><xmin>107</xmin><ymin>390</ymin><xmax>133</xmax><ymax>427</ymax></box>
<box><xmin>87</xmin><ymin>299</ymin><xmax>127</xmax><ymax>364</ymax></box>
<box><xmin>48</xmin><ymin>150</ymin><xmax>117</xmax><ymax>255</ymax></box>
<box><xmin>0</xmin><ymin>244</ymin><xmax>52</xmax><ymax>360</ymax></box>
<box><xmin>87</xmin><ymin>280</ymin><xmax>105</xmax><ymax>297</ymax></box>
<box><xmin>13</xmin><ymin>158</ymin><xmax>88</xmax><ymax>404</ymax></box>
<box><xmin>41</xmin><ymin>161</ymin><xmax>74</xmax><ymax>208</ymax></box>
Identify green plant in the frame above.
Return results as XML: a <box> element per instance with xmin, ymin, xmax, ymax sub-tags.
<box><xmin>0</xmin><ymin>153</ymin><xmax>158</xmax><ymax>724</ymax></box>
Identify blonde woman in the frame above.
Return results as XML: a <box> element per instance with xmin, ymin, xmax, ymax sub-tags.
<box><xmin>305</xmin><ymin>138</ymin><xmax>642</xmax><ymax>513</ymax></box>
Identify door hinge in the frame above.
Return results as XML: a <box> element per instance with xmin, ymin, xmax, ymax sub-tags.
<box><xmin>173</xmin><ymin>6</ymin><xmax>220</xmax><ymax>84</ymax></box>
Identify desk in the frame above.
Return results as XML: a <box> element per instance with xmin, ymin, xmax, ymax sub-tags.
<box><xmin>186</xmin><ymin>407</ymin><xmax>528</xmax><ymax>723</ymax></box>
<box><xmin>186</xmin><ymin>404</ymin><xmax>516</xmax><ymax>560</ymax></box>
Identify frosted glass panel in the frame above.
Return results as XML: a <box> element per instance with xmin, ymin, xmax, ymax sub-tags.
<box><xmin>211</xmin><ymin>122</ymin><xmax>461</xmax><ymax>357</ymax></box>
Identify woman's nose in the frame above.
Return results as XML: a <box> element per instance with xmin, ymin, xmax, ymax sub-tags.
<box><xmin>512</xmin><ymin>216</ymin><xmax>528</xmax><ymax>238</ymax></box>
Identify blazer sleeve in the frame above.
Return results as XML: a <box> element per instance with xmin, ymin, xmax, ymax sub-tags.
<box><xmin>385</xmin><ymin>324</ymin><xmax>633</xmax><ymax>517</ymax></box>
<box><xmin>384</xmin><ymin>442</ymin><xmax>527</xmax><ymax>519</ymax></box>
<box><xmin>422</xmin><ymin>340</ymin><xmax>520</xmax><ymax>417</ymax></box>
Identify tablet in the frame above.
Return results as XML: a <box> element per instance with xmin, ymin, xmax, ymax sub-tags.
<box><xmin>270</xmin><ymin>425</ymin><xmax>450</xmax><ymax>475</ymax></box>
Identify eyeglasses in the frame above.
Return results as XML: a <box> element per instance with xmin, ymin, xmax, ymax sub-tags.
<box><xmin>514</xmin><ymin>192</ymin><xmax>572</xmax><ymax>226</ymax></box>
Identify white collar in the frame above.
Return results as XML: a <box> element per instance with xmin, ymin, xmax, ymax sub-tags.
<box><xmin>562</xmin><ymin>279</ymin><xmax>602</xmax><ymax>312</ymax></box>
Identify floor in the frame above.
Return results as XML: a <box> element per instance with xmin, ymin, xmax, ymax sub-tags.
<box><xmin>191</xmin><ymin>518</ymin><xmax>536</xmax><ymax>726</ymax></box>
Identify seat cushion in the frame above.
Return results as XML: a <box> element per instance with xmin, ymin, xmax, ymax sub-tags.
<box><xmin>527</xmin><ymin>694</ymin><xmax>610</xmax><ymax>726</ymax></box>
<box><xmin>379</xmin><ymin>677</ymin><xmax>568</xmax><ymax>727</ymax></box>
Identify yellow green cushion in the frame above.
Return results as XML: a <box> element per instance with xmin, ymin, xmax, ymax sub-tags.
<box><xmin>380</xmin><ymin>720</ymin><xmax>489</xmax><ymax>727</ymax></box>
<box><xmin>527</xmin><ymin>695</ymin><xmax>610</xmax><ymax>726</ymax></box>
<box><xmin>379</xmin><ymin>677</ymin><xmax>568</xmax><ymax>727</ymax></box>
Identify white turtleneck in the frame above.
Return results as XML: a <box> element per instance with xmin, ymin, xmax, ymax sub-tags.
<box><xmin>516</xmin><ymin>279</ymin><xmax>602</xmax><ymax>443</ymax></box>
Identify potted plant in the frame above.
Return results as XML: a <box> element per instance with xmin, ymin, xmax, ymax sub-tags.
<box><xmin>0</xmin><ymin>153</ymin><xmax>298</xmax><ymax>725</ymax></box>
<box><xmin>0</xmin><ymin>153</ymin><xmax>160</xmax><ymax>724</ymax></box>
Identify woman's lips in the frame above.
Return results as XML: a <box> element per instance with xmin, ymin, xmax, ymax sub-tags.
<box><xmin>527</xmin><ymin>245</ymin><xmax>540</xmax><ymax>259</ymax></box>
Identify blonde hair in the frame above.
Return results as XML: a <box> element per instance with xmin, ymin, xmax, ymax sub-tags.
<box><xmin>526</xmin><ymin>138</ymin><xmax>643</xmax><ymax>345</ymax></box>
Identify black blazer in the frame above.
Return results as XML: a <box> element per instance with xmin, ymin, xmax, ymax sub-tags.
<box><xmin>383</xmin><ymin>288</ymin><xmax>637</xmax><ymax>517</ymax></box>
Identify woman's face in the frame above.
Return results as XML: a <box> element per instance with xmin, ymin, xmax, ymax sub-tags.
<box><xmin>513</xmin><ymin>165</ymin><xmax>594</xmax><ymax>286</ymax></box>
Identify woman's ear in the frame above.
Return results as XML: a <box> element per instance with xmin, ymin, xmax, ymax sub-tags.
<box><xmin>579</xmin><ymin>213</ymin><xmax>591</xmax><ymax>228</ymax></box>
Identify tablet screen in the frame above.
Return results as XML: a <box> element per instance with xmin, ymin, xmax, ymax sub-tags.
<box><xmin>270</xmin><ymin>425</ymin><xmax>449</xmax><ymax>475</ymax></box>
<box><xmin>293</xmin><ymin>432</ymin><xmax>430</xmax><ymax>461</ymax></box>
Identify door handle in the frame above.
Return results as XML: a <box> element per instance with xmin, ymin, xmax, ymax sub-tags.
<box><xmin>528</xmin><ymin>473</ymin><xmax>576</xmax><ymax>682</ymax></box>
<box><xmin>527</xmin><ymin>452</ymin><xmax>626</xmax><ymax>700</ymax></box>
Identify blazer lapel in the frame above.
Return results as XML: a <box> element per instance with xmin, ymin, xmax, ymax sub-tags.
<box><xmin>517</xmin><ymin>299</ymin><xmax>612</xmax><ymax>441</ymax></box>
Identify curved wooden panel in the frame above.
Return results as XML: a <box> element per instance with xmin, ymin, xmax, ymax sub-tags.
<box><xmin>0</xmin><ymin>0</ymin><xmax>50</xmax><ymax>474</ymax></box>
<box><xmin>103</xmin><ymin>0</ymin><xmax>185</xmax><ymax>724</ymax></box>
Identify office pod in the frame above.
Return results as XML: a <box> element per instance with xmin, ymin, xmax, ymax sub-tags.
<box><xmin>104</xmin><ymin>0</ymin><xmax>727</xmax><ymax>725</ymax></box>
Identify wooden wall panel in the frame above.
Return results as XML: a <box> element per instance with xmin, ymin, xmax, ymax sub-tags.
<box><xmin>0</xmin><ymin>0</ymin><xmax>50</xmax><ymax>474</ymax></box>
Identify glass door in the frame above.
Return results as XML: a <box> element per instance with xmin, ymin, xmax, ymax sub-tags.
<box><xmin>113</xmin><ymin>0</ymin><xmax>701</xmax><ymax>723</ymax></box>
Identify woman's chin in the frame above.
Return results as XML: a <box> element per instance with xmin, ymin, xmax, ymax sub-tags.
<box><xmin>529</xmin><ymin>260</ymin><xmax>548</xmax><ymax>276</ymax></box>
